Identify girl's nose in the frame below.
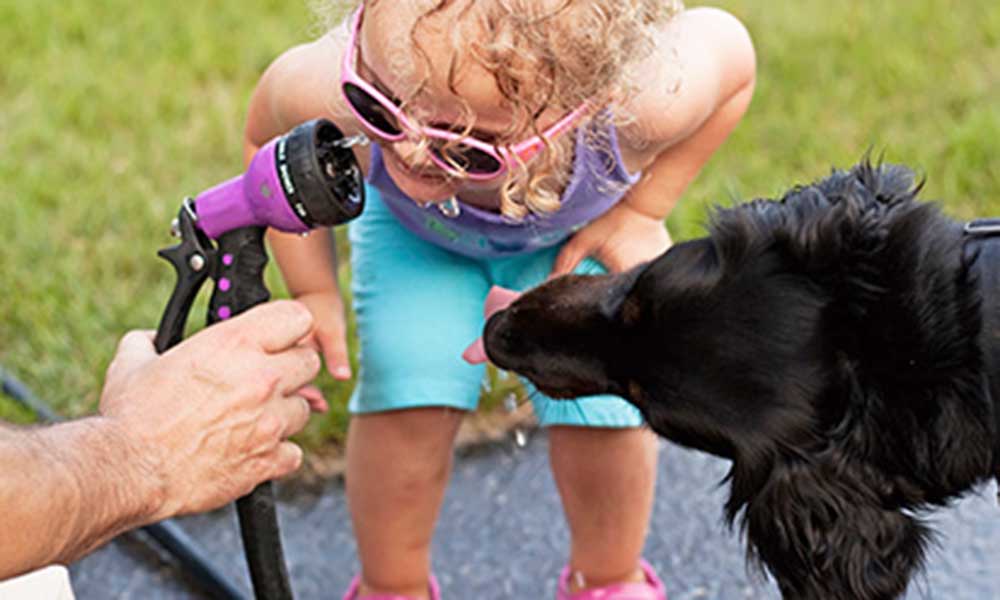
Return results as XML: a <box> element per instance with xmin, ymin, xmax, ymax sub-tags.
<box><xmin>392</xmin><ymin>139</ymin><xmax>436</xmax><ymax>169</ymax></box>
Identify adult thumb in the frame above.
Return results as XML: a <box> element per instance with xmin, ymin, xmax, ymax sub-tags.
<box><xmin>107</xmin><ymin>330</ymin><xmax>158</xmax><ymax>379</ymax></box>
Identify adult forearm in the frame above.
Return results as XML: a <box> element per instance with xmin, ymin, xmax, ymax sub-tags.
<box><xmin>0</xmin><ymin>418</ymin><xmax>163</xmax><ymax>579</ymax></box>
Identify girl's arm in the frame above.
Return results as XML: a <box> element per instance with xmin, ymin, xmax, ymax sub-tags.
<box><xmin>242</xmin><ymin>26</ymin><xmax>362</xmax><ymax>378</ymax></box>
<box><xmin>552</xmin><ymin>8</ymin><xmax>756</xmax><ymax>275</ymax></box>
<box><xmin>621</xmin><ymin>7</ymin><xmax>756</xmax><ymax>222</ymax></box>
<box><xmin>244</xmin><ymin>27</ymin><xmax>358</xmax><ymax>293</ymax></box>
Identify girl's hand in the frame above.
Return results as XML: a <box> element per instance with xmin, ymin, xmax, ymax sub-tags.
<box><xmin>550</xmin><ymin>202</ymin><xmax>673</xmax><ymax>277</ymax></box>
<box><xmin>296</xmin><ymin>290</ymin><xmax>353</xmax><ymax>380</ymax></box>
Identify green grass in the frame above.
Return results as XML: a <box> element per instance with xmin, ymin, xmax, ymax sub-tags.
<box><xmin>3</xmin><ymin>1</ymin><xmax>999</xmax><ymax>446</ymax></box>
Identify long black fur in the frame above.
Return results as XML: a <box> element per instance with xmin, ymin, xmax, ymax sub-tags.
<box><xmin>483</xmin><ymin>162</ymin><xmax>999</xmax><ymax>600</ymax></box>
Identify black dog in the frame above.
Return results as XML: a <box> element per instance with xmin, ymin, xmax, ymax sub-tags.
<box><xmin>483</xmin><ymin>162</ymin><xmax>1000</xmax><ymax>600</ymax></box>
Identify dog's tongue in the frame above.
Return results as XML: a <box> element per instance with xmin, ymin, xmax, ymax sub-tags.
<box><xmin>462</xmin><ymin>285</ymin><xmax>522</xmax><ymax>365</ymax></box>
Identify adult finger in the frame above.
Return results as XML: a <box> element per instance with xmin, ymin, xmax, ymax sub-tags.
<box><xmin>270</xmin><ymin>346</ymin><xmax>323</xmax><ymax>396</ymax></box>
<box><xmin>229</xmin><ymin>300</ymin><xmax>315</xmax><ymax>353</ymax></box>
<box><xmin>267</xmin><ymin>441</ymin><xmax>305</xmax><ymax>480</ymax></box>
<box><xmin>265</xmin><ymin>394</ymin><xmax>312</xmax><ymax>439</ymax></box>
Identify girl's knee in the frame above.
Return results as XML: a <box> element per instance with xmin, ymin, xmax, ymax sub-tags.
<box><xmin>348</xmin><ymin>406</ymin><xmax>465</xmax><ymax>474</ymax></box>
<box><xmin>549</xmin><ymin>426</ymin><xmax>658</xmax><ymax>477</ymax></box>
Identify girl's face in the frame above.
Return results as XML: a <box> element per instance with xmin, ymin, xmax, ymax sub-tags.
<box><xmin>358</xmin><ymin>2</ymin><xmax>567</xmax><ymax>204</ymax></box>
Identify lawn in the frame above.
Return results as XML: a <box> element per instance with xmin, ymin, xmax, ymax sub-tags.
<box><xmin>2</xmin><ymin>0</ymin><xmax>999</xmax><ymax>447</ymax></box>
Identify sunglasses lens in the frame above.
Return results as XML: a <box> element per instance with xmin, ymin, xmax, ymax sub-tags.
<box><xmin>430</xmin><ymin>142</ymin><xmax>503</xmax><ymax>176</ymax></box>
<box><xmin>343</xmin><ymin>83</ymin><xmax>403</xmax><ymax>137</ymax></box>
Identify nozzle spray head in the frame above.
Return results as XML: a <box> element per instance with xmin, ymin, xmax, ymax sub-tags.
<box><xmin>192</xmin><ymin>119</ymin><xmax>366</xmax><ymax>239</ymax></box>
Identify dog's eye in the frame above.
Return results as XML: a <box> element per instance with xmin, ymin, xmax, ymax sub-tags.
<box><xmin>620</xmin><ymin>296</ymin><xmax>641</xmax><ymax>325</ymax></box>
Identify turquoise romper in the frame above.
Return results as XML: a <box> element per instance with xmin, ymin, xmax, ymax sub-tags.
<box><xmin>346</xmin><ymin>118</ymin><xmax>645</xmax><ymax>427</ymax></box>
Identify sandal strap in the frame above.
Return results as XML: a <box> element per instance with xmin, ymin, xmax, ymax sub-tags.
<box><xmin>342</xmin><ymin>574</ymin><xmax>441</xmax><ymax>600</ymax></box>
<box><xmin>557</xmin><ymin>559</ymin><xmax>666</xmax><ymax>600</ymax></box>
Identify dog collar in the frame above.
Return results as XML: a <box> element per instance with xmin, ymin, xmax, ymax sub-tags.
<box><xmin>964</xmin><ymin>219</ymin><xmax>1000</xmax><ymax>238</ymax></box>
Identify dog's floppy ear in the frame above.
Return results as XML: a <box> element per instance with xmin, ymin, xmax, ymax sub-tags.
<box><xmin>599</xmin><ymin>237</ymin><xmax>720</xmax><ymax>322</ymax></box>
<box><xmin>734</xmin><ymin>456</ymin><xmax>931</xmax><ymax>600</ymax></box>
<box><xmin>598</xmin><ymin>261</ymin><xmax>649</xmax><ymax>321</ymax></box>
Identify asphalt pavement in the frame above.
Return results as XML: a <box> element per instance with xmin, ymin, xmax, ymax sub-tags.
<box><xmin>71</xmin><ymin>431</ymin><xmax>1000</xmax><ymax>599</ymax></box>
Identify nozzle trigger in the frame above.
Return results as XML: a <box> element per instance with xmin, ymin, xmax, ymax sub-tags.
<box><xmin>154</xmin><ymin>200</ymin><xmax>216</xmax><ymax>353</ymax></box>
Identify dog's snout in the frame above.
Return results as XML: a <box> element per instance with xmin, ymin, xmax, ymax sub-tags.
<box><xmin>483</xmin><ymin>309</ymin><xmax>514</xmax><ymax>366</ymax></box>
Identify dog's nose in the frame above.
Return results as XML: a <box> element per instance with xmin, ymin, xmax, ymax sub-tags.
<box><xmin>462</xmin><ymin>309</ymin><xmax>514</xmax><ymax>365</ymax></box>
<box><xmin>482</xmin><ymin>310</ymin><xmax>514</xmax><ymax>367</ymax></box>
<box><xmin>461</xmin><ymin>286</ymin><xmax>522</xmax><ymax>365</ymax></box>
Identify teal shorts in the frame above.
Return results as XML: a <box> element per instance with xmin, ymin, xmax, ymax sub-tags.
<box><xmin>346</xmin><ymin>185</ymin><xmax>643</xmax><ymax>428</ymax></box>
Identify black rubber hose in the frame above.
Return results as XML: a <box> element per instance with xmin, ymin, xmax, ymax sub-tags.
<box><xmin>208</xmin><ymin>227</ymin><xmax>294</xmax><ymax>600</ymax></box>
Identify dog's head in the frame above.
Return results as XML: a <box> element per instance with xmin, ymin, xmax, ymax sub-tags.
<box><xmin>485</xmin><ymin>162</ymin><xmax>997</xmax><ymax>599</ymax></box>
<box><xmin>485</xmin><ymin>232</ymin><xmax>832</xmax><ymax>460</ymax></box>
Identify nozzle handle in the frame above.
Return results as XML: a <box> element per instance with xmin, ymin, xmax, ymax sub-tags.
<box><xmin>207</xmin><ymin>226</ymin><xmax>271</xmax><ymax>325</ymax></box>
<box><xmin>205</xmin><ymin>226</ymin><xmax>294</xmax><ymax>600</ymax></box>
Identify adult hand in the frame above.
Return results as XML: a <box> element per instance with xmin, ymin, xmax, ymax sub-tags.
<box><xmin>550</xmin><ymin>202</ymin><xmax>672</xmax><ymax>276</ymax></box>
<box><xmin>98</xmin><ymin>300</ymin><xmax>324</xmax><ymax>521</ymax></box>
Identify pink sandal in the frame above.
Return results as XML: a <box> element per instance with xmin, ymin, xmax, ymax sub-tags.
<box><xmin>341</xmin><ymin>573</ymin><xmax>441</xmax><ymax>600</ymax></box>
<box><xmin>557</xmin><ymin>559</ymin><xmax>667</xmax><ymax>600</ymax></box>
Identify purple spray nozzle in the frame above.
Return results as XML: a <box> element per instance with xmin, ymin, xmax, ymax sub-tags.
<box><xmin>153</xmin><ymin>120</ymin><xmax>366</xmax><ymax>600</ymax></box>
<box><xmin>192</xmin><ymin>119</ymin><xmax>365</xmax><ymax>239</ymax></box>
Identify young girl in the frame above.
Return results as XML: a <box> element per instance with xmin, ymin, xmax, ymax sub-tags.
<box><xmin>244</xmin><ymin>1</ymin><xmax>755</xmax><ymax>598</ymax></box>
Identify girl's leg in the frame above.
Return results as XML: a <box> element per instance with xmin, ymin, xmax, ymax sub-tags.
<box><xmin>346</xmin><ymin>407</ymin><xmax>464</xmax><ymax>598</ymax></box>
<box><xmin>491</xmin><ymin>248</ymin><xmax>662</xmax><ymax>592</ymax></box>
<box><xmin>549</xmin><ymin>425</ymin><xmax>659</xmax><ymax>590</ymax></box>
<box><xmin>346</xmin><ymin>186</ymin><xmax>490</xmax><ymax>597</ymax></box>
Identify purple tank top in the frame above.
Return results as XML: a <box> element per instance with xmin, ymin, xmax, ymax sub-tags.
<box><xmin>367</xmin><ymin>119</ymin><xmax>640</xmax><ymax>258</ymax></box>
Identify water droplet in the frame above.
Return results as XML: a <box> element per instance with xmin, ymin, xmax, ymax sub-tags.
<box><xmin>331</xmin><ymin>133</ymin><xmax>370</xmax><ymax>148</ymax></box>
<box><xmin>514</xmin><ymin>429</ymin><xmax>526</xmax><ymax>447</ymax></box>
<box><xmin>437</xmin><ymin>196</ymin><xmax>461</xmax><ymax>218</ymax></box>
<box><xmin>503</xmin><ymin>393</ymin><xmax>518</xmax><ymax>413</ymax></box>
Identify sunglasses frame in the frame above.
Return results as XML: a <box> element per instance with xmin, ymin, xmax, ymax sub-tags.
<box><xmin>340</xmin><ymin>5</ymin><xmax>590</xmax><ymax>181</ymax></box>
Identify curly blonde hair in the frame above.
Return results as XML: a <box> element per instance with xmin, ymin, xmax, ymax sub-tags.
<box><xmin>318</xmin><ymin>0</ymin><xmax>683</xmax><ymax>219</ymax></box>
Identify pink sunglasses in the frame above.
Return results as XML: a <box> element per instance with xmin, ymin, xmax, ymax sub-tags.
<box><xmin>340</xmin><ymin>5</ymin><xmax>590</xmax><ymax>180</ymax></box>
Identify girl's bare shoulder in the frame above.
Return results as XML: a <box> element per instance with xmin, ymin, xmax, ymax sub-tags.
<box><xmin>618</xmin><ymin>7</ymin><xmax>756</xmax><ymax>159</ymax></box>
<box><xmin>251</xmin><ymin>21</ymin><xmax>359</xmax><ymax>137</ymax></box>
